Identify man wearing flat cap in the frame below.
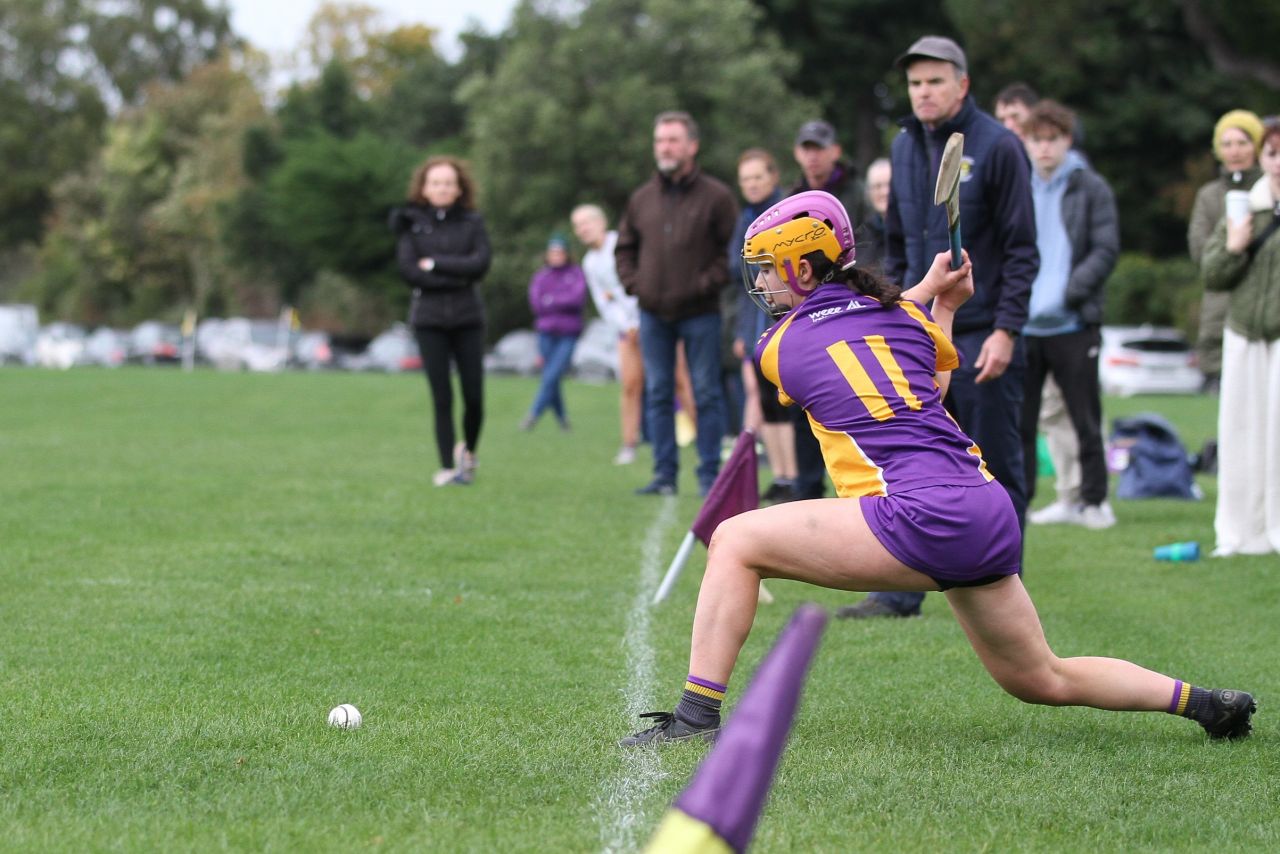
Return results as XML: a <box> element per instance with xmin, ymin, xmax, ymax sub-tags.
<box><xmin>839</xmin><ymin>35</ymin><xmax>1040</xmax><ymax>620</ymax></box>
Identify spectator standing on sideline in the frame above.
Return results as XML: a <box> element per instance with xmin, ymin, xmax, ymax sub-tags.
<box><xmin>572</xmin><ymin>204</ymin><xmax>700</xmax><ymax>464</ymax></box>
<box><xmin>993</xmin><ymin>82</ymin><xmax>1039</xmax><ymax>135</ymax></box>
<box><xmin>730</xmin><ymin>148</ymin><xmax>797</xmax><ymax>502</ymax></box>
<box><xmin>861</xmin><ymin>157</ymin><xmax>893</xmax><ymax>270</ymax></box>
<box><xmin>1018</xmin><ymin>100</ymin><xmax>1119</xmax><ymax>530</ymax></box>
<box><xmin>995</xmin><ymin>82</ymin><xmax>1089</xmax><ymax>525</ymax></box>
<box><xmin>719</xmin><ymin>283</ymin><xmax>745</xmax><ymax>438</ymax></box>
<box><xmin>616</xmin><ymin>111</ymin><xmax>739</xmax><ymax>497</ymax></box>
<box><xmin>521</xmin><ymin>235</ymin><xmax>587</xmax><ymax>433</ymax></box>
<box><xmin>1189</xmin><ymin>110</ymin><xmax>1265</xmax><ymax>395</ymax></box>
<box><xmin>390</xmin><ymin>155</ymin><xmax>491</xmax><ymax>487</ymax></box>
<box><xmin>840</xmin><ymin>35</ymin><xmax>1037</xmax><ymax>619</ymax></box>
<box><xmin>786</xmin><ymin>119</ymin><xmax>872</xmax><ymax>500</ymax></box>
<box><xmin>1201</xmin><ymin>118</ymin><xmax>1280</xmax><ymax>557</ymax></box>
<box><xmin>572</xmin><ymin>204</ymin><xmax>645</xmax><ymax>464</ymax></box>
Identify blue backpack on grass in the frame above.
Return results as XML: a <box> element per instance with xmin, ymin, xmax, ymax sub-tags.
<box><xmin>1109</xmin><ymin>413</ymin><xmax>1202</xmax><ymax>501</ymax></box>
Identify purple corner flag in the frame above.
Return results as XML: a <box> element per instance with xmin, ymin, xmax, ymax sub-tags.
<box><xmin>690</xmin><ymin>430</ymin><xmax>759</xmax><ymax>546</ymax></box>
<box><xmin>673</xmin><ymin>604</ymin><xmax>828</xmax><ymax>853</ymax></box>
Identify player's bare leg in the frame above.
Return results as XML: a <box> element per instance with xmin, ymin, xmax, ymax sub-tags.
<box><xmin>622</xmin><ymin>498</ymin><xmax>937</xmax><ymax>746</ymax></box>
<box><xmin>689</xmin><ymin>499</ymin><xmax>937</xmax><ymax>684</ymax></box>
<box><xmin>946</xmin><ymin>576</ymin><xmax>1255</xmax><ymax>736</ymax></box>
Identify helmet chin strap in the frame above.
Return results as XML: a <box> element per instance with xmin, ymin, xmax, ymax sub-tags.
<box><xmin>782</xmin><ymin>259</ymin><xmax>811</xmax><ymax>297</ymax></box>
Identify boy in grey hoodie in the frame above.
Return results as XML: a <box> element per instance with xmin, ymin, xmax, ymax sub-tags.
<box><xmin>1020</xmin><ymin>100</ymin><xmax>1120</xmax><ymax>530</ymax></box>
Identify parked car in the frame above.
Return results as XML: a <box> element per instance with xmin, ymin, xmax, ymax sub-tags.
<box><xmin>349</xmin><ymin>324</ymin><xmax>421</xmax><ymax>373</ymax></box>
<box><xmin>571</xmin><ymin>319</ymin><xmax>620</xmax><ymax>382</ymax></box>
<box><xmin>34</xmin><ymin>322</ymin><xmax>87</xmax><ymax>369</ymax></box>
<box><xmin>292</xmin><ymin>331</ymin><xmax>337</xmax><ymax>371</ymax></box>
<box><xmin>198</xmin><ymin>317</ymin><xmax>290</xmax><ymax>372</ymax></box>
<box><xmin>81</xmin><ymin>327</ymin><xmax>129</xmax><ymax>368</ymax></box>
<box><xmin>1099</xmin><ymin>325</ymin><xmax>1203</xmax><ymax>397</ymax></box>
<box><xmin>127</xmin><ymin>321</ymin><xmax>183</xmax><ymax>365</ymax></box>
<box><xmin>0</xmin><ymin>303</ymin><xmax>39</xmax><ymax>365</ymax></box>
<box><xmin>290</xmin><ymin>330</ymin><xmax>369</xmax><ymax>371</ymax></box>
<box><xmin>483</xmin><ymin>329</ymin><xmax>540</xmax><ymax>376</ymax></box>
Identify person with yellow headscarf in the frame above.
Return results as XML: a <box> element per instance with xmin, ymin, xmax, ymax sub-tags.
<box><xmin>1188</xmin><ymin>109</ymin><xmax>1264</xmax><ymax>393</ymax></box>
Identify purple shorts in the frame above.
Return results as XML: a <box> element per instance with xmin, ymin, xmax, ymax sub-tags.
<box><xmin>859</xmin><ymin>481</ymin><xmax>1022</xmax><ymax>589</ymax></box>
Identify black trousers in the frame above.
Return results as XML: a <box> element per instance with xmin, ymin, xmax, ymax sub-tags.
<box><xmin>791</xmin><ymin>407</ymin><xmax>827</xmax><ymax>499</ymax></box>
<box><xmin>413</xmin><ymin>325</ymin><xmax>485</xmax><ymax>470</ymax></box>
<box><xmin>1021</xmin><ymin>327</ymin><xmax>1108</xmax><ymax>506</ymax></box>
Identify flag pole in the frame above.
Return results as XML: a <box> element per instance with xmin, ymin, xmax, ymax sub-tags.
<box><xmin>643</xmin><ymin>604</ymin><xmax>828</xmax><ymax>853</ymax></box>
<box><xmin>653</xmin><ymin>429</ymin><xmax>761</xmax><ymax>605</ymax></box>
<box><xmin>654</xmin><ymin>531</ymin><xmax>696</xmax><ymax>604</ymax></box>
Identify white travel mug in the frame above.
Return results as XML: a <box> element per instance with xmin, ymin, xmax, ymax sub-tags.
<box><xmin>1225</xmin><ymin>190</ymin><xmax>1251</xmax><ymax>226</ymax></box>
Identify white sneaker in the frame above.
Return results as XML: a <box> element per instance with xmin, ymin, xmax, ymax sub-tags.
<box><xmin>1028</xmin><ymin>500</ymin><xmax>1082</xmax><ymax>525</ymax></box>
<box><xmin>454</xmin><ymin>442</ymin><xmax>477</xmax><ymax>475</ymax></box>
<box><xmin>1078</xmin><ymin>502</ymin><xmax>1116</xmax><ymax>530</ymax></box>
<box><xmin>613</xmin><ymin>445</ymin><xmax>637</xmax><ymax>465</ymax></box>
<box><xmin>432</xmin><ymin>468</ymin><xmax>459</xmax><ymax>487</ymax></box>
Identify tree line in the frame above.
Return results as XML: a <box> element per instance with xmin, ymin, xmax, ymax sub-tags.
<box><xmin>2</xmin><ymin>0</ymin><xmax>1276</xmax><ymax>339</ymax></box>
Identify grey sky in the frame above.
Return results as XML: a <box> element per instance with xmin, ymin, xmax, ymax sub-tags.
<box><xmin>227</xmin><ymin>0</ymin><xmax>518</xmax><ymax>61</ymax></box>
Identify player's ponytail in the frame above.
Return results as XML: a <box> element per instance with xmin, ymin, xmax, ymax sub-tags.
<box><xmin>803</xmin><ymin>251</ymin><xmax>902</xmax><ymax>307</ymax></box>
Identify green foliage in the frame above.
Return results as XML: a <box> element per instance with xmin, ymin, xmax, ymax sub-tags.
<box><xmin>461</xmin><ymin>0</ymin><xmax>819</xmax><ymax>337</ymax></box>
<box><xmin>372</xmin><ymin>49</ymin><xmax>467</xmax><ymax>151</ymax></box>
<box><xmin>279</xmin><ymin>61</ymin><xmax>373</xmax><ymax>140</ymax></box>
<box><xmin>944</xmin><ymin>0</ymin><xmax>1275</xmax><ymax>256</ymax></box>
<box><xmin>0</xmin><ymin>0</ymin><xmax>235</xmax><ymax>251</ymax></box>
<box><xmin>1103</xmin><ymin>252</ymin><xmax>1202</xmax><ymax>334</ymax></box>
<box><xmin>23</xmin><ymin>58</ymin><xmax>268</xmax><ymax>325</ymax></box>
<box><xmin>0</xmin><ymin>0</ymin><xmax>105</xmax><ymax>251</ymax></box>
<box><xmin>262</xmin><ymin>130</ymin><xmax>418</xmax><ymax>289</ymax></box>
<box><xmin>298</xmin><ymin>269</ymin><xmax>400</xmax><ymax>333</ymax></box>
<box><xmin>9</xmin><ymin>0</ymin><xmax>1280</xmax><ymax>333</ymax></box>
<box><xmin>749</xmin><ymin>0</ymin><xmax>953</xmax><ymax>167</ymax></box>
<box><xmin>234</xmin><ymin>42</ymin><xmax>447</xmax><ymax>328</ymax></box>
<box><xmin>80</xmin><ymin>0</ymin><xmax>236</xmax><ymax>104</ymax></box>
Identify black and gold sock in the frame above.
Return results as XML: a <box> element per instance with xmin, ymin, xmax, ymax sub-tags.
<box><xmin>1167</xmin><ymin>680</ymin><xmax>1214</xmax><ymax>723</ymax></box>
<box><xmin>674</xmin><ymin>675</ymin><xmax>726</xmax><ymax>729</ymax></box>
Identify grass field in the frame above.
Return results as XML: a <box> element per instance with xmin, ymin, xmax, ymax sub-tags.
<box><xmin>1</xmin><ymin>367</ymin><xmax>1276</xmax><ymax>852</ymax></box>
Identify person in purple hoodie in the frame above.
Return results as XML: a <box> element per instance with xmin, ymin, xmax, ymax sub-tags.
<box><xmin>521</xmin><ymin>234</ymin><xmax>587</xmax><ymax>432</ymax></box>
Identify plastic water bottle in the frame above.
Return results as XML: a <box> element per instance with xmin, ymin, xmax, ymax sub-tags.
<box><xmin>1154</xmin><ymin>541</ymin><xmax>1200</xmax><ymax>562</ymax></box>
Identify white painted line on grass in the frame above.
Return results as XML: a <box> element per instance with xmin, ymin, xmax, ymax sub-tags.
<box><xmin>594</xmin><ymin>497</ymin><xmax>679</xmax><ymax>854</ymax></box>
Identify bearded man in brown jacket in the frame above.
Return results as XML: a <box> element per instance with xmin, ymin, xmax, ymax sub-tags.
<box><xmin>616</xmin><ymin>110</ymin><xmax>739</xmax><ymax>497</ymax></box>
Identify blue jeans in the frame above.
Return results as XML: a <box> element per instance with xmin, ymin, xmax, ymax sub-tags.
<box><xmin>639</xmin><ymin>310</ymin><xmax>725</xmax><ymax>488</ymax></box>
<box><xmin>528</xmin><ymin>332</ymin><xmax>578</xmax><ymax>422</ymax></box>
<box><xmin>870</xmin><ymin>328</ymin><xmax>1027</xmax><ymax>614</ymax></box>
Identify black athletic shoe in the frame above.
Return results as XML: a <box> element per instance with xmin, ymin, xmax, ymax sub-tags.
<box><xmin>618</xmin><ymin>711</ymin><xmax>719</xmax><ymax>747</ymax></box>
<box><xmin>835</xmin><ymin>598</ymin><xmax>921</xmax><ymax>619</ymax></box>
<box><xmin>762</xmin><ymin>482</ymin><xmax>796</xmax><ymax>503</ymax></box>
<box><xmin>1200</xmin><ymin>689</ymin><xmax>1256</xmax><ymax>740</ymax></box>
<box><xmin>635</xmin><ymin>480</ymin><xmax>676</xmax><ymax>496</ymax></box>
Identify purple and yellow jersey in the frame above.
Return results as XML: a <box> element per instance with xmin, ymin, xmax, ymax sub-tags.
<box><xmin>755</xmin><ymin>283</ymin><xmax>994</xmax><ymax>498</ymax></box>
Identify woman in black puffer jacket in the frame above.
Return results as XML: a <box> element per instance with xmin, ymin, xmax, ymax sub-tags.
<box><xmin>390</xmin><ymin>156</ymin><xmax>492</xmax><ymax>486</ymax></box>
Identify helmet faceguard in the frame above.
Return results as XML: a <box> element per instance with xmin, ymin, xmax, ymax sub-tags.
<box><xmin>740</xmin><ymin>191</ymin><xmax>857</xmax><ymax>316</ymax></box>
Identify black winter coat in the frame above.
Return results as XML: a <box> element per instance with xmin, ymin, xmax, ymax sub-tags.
<box><xmin>1060</xmin><ymin>168</ymin><xmax>1119</xmax><ymax>327</ymax></box>
<box><xmin>390</xmin><ymin>203</ymin><xmax>492</xmax><ymax>329</ymax></box>
<box><xmin>885</xmin><ymin>96</ymin><xmax>1038</xmax><ymax>335</ymax></box>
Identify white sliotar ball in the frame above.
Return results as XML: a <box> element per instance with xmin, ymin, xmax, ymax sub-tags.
<box><xmin>328</xmin><ymin>703</ymin><xmax>362</xmax><ymax>729</ymax></box>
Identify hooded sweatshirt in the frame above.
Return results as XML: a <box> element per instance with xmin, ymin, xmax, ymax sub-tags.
<box><xmin>528</xmin><ymin>263</ymin><xmax>587</xmax><ymax>337</ymax></box>
<box><xmin>1026</xmin><ymin>150</ymin><xmax>1087</xmax><ymax>336</ymax></box>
